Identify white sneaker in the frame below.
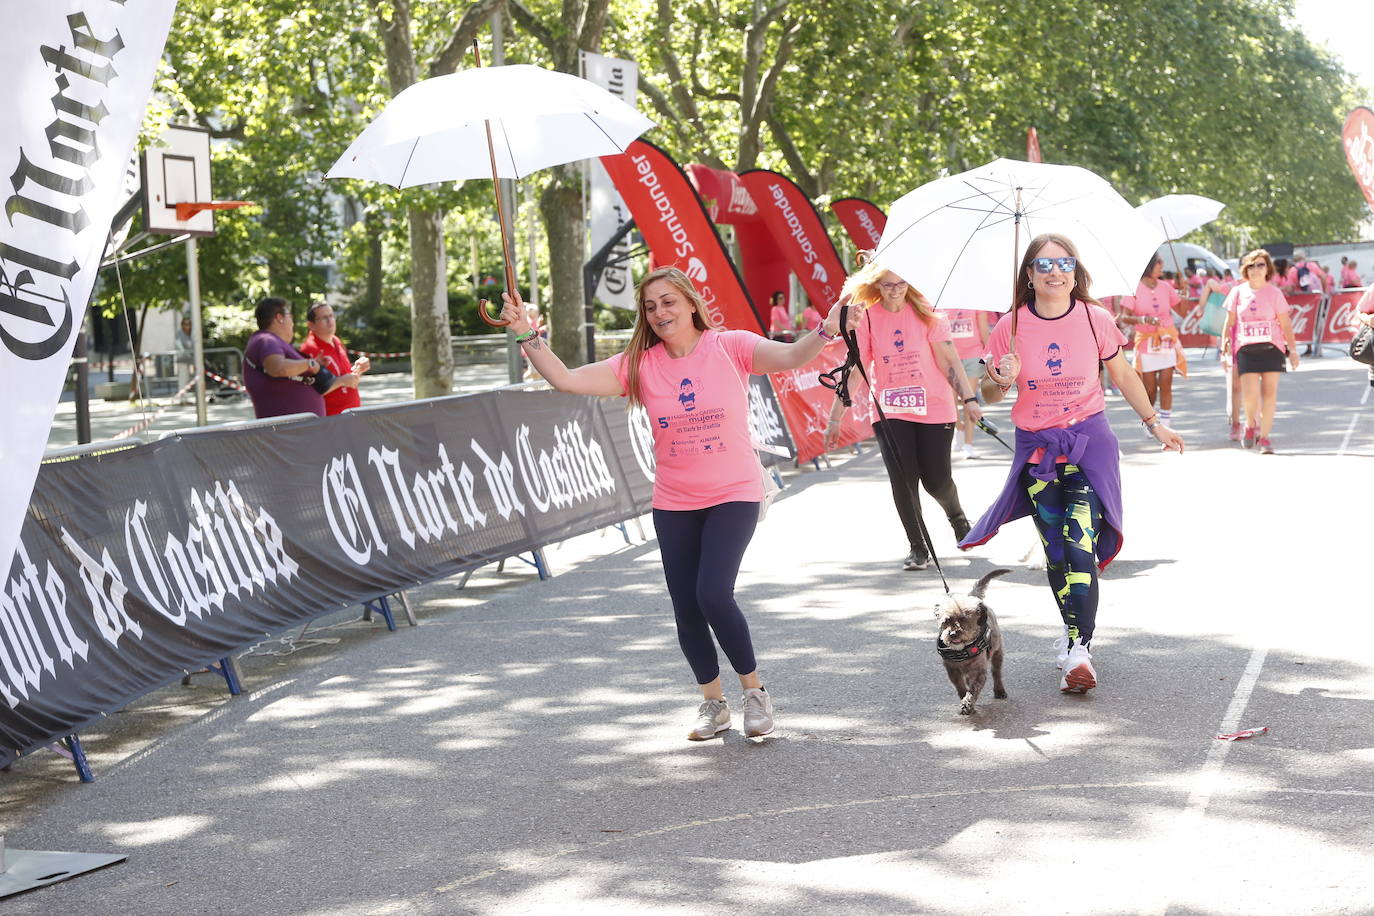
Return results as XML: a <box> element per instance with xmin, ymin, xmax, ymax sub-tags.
<box><xmin>741</xmin><ymin>687</ymin><xmax>775</xmax><ymax>737</ymax></box>
<box><xmin>961</xmin><ymin>443</ymin><xmax>976</xmax><ymax>459</ymax></box>
<box><xmin>1053</xmin><ymin>628</ymin><xmax>1070</xmax><ymax>668</ymax></box>
<box><xmin>688</xmin><ymin>698</ymin><xmax>730</xmax><ymax>740</ymax></box>
<box><xmin>1060</xmin><ymin>643</ymin><xmax>1097</xmax><ymax>693</ymax></box>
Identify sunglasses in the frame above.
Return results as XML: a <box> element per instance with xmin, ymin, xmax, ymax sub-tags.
<box><xmin>878</xmin><ymin>280</ymin><xmax>908</xmax><ymax>291</ymax></box>
<box><xmin>1032</xmin><ymin>256</ymin><xmax>1077</xmax><ymax>274</ymax></box>
<box><xmin>1245</xmin><ymin>262</ymin><xmax>1267</xmax><ymax>271</ymax></box>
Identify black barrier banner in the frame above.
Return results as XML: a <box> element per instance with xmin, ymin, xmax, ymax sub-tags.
<box><xmin>747</xmin><ymin>375</ymin><xmax>795</xmax><ymax>467</ymax></box>
<box><xmin>0</xmin><ymin>389</ymin><xmax>654</xmax><ymax>764</ymax></box>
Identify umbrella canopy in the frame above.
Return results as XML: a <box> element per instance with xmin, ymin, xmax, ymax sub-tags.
<box><xmin>873</xmin><ymin>158</ymin><xmax>1167</xmax><ymax>311</ymax></box>
<box><xmin>1135</xmin><ymin>194</ymin><xmax>1226</xmax><ymax>241</ymax></box>
<box><xmin>326</xmin><ymin>64</ymin><xmax>655</xmax><ymax>188</ymax></box>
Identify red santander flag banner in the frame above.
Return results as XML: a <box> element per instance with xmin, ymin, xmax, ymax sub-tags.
<box><xmin>0</xmin><ymin>1</ymin><xmax>179</xmax><ymax>581</ymax></box>
<box><xmin>1342</xmin><ymin>107</ymin><xmax>1374</xmax><ymax>210</ymax></box>
<box><xmin>1027</xmin><ymin>127</ymin><xmax>1043</xmax><ymax>163</ymax></box>
<box><xmin>739</xmin><ymin>170</ymin><xmax>848</xmax><ymax>317</ymax></box>
<box><xmin>770</xmin><ymin>340</ymin><xmax>874</xmax><ymax>464</ymax></box>
<box><xmin>600</xmin><ymin>140</ymin><xmax>764</xmax><ymax>332</ymax></box>
<box><xmin>831</xmin><ymin>198</ymin><xmax>887</xmax><ymax>253</ymax></box>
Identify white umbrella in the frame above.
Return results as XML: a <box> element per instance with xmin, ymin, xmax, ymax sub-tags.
<box><xmin>1134</xmin><ymin>194</ymin><xmax>1225</xmax><ymax>241</ymax></box>
<box><xmin>327</xmin><ymin>64</ymin><xmax>655</xmax><ymax>187</ymax></box>
<box><xmin>873</xmin><ymin>158</ymin><xmax>1167</xmax><ymax>312</ymax></box>
<box><xmin>327</xmin><ymin>57</ymin><xmax>654</xmax><ymax>325</ymax></box>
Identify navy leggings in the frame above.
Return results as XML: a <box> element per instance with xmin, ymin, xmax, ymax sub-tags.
<box><xmin>652</xmin><ymin>501</ymin><xmax>759</xmax><ymax>684</ymax></box>
<box><xmin>1020</xmin><ymin>462</ymin><xmax>1103</xmax><ymax>647</ymax></box>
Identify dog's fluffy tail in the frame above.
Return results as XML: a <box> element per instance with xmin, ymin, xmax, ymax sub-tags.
<box><xmin>971</xmin><ymin>568</ymin><xmax>1013</xmax><ymax>599</ymax></box>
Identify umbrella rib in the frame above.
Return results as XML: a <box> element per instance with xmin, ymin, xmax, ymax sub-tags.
<box><xmin>580</xmin><ymin>111</ymin><xmax>627</xmax><ymax>153</ymax></box>
<box><xmin>398</xmin><ymin>137</ymin><xmax>421</xmax><ymax>189</ymax></box>
<box><xmin>497</xmin><ymin>118</ymin><xmax>521</xmax><ymax>179</ymax></box>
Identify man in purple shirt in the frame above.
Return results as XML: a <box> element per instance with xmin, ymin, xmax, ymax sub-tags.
<box><xmin>243</xmin><ymin>297</ymin><xmax>357</xmax><ymax>419</ymax></box>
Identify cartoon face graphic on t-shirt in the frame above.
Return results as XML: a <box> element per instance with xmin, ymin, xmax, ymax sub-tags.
<box><xmin>892</xmin><ymin>329</ymin><xmax>905</xmax><ymax>352</ymax></box>
<box><xmin>1045</xmin><ymin>342</ymin><xmax>1064</xmax><ymax>376</ymax></box>
<box><xmin>678</xmin><ymin>378</ymin><xmax>696</xmax><ymax>412</ymax></box>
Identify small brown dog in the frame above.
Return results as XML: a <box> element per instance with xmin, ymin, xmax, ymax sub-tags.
<box><xmin>935</xmin><ymin>568</ymin><xmax>1012</xmax><ymax>715</ymax></box>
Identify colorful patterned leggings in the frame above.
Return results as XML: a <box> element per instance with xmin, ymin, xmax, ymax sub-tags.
<box><xmin>1020</xmin><ymin>462</ymin><xmax>1102</xmax><ymax>647</ymax></box>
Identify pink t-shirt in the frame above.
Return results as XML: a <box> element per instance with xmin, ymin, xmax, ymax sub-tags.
<box><xmin>856</xmin><ymin>305</ymin><xmax>956</xmax><ymax>424</ymax></box>
<box><xmin>939</xmin><ymin>308</ymin><xmax>987</xmax><ymax>360</ymax></box>
<box><xmin>1187</xmin><ymin>273</ymin><xmax>1206</xmax><ymax>298</ymax></box>
<box><xmin>984</xmin><ymin>300</ymin><xmax>1125</xmax><ymax>434</ymax></box>
<box><xmin>769</xmin><ymin>305</ymin><xmax>791</xmax><ymax>333</ymax></box>
<box><xmin>605</xmin><ymin>329</ymin><xmax>763</xmax><ymax>511</ymax></box>
<box><xmin>1121</xmin><ymin>280</ymin><xmax>1180</xmax><ymax>349</ymax></box>
<box><xmin>1225</xmin><ymin>283</ymin><xmax>1291</xmax><ymax>352</ymax></box>
<box><xmin>1341</xmin><ymin>265</ymin><xmax>1362</xmax><ymax>289</ymax></box>
<box><xmin>800</xmin><ymin>307</ymin><xmax>822</xmax><ymax>331</ymax></box>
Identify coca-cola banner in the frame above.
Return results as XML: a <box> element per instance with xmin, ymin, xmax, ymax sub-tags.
<box><xmin>770</xmin><ymin>339</ymin><xmax>875</xmax><ymax>465</ymax></box>
<box><xmin>1319</xmin><ymin>290</ymin><xmax>1366</xmax><ymax>346</ymax></box>
<box><xmin>0</xmin><ymin>389</ymin><xmax>656</xmax><ymax>764</ymax></box>
<box><xmin>1285</xmin><ymin>293</ymin><xmax>1322</xmax><ymax>345</ymax></box>
<box><xmin>1342</xmin><ymin>107</ymin><xmax>1374</xmax><ymax>211</ymax></box>
<box><xmin>600</xmin><ymin>140</ymin><xmax>764</xmax><ymax>332</ymax></box>
<box><xmin>740</xmin><ymin>170</ymin><xmax>848</xmax><ymax>318</ymax></box>
<box><xmin>831</xmin><ymin>198</ymin><xmax>887</xmax><ymax>254</ymax></box>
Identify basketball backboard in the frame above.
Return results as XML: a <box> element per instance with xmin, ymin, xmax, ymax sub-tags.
<box><xmin>141</xmin><ymin>124</ymin><xmax>214</xmax><ymax>236</ymax></box>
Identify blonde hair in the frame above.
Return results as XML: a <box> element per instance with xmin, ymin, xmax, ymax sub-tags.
<box><xmin>839</xmin><ymin>260</ymin><xmax>936</xmax><ymax>326</ymax></box>
<box><xmin>623</xmin><ymin>267</ymin><xmax>720</xmax><ymax>407</ymax></box>
<box><xmin>1239</xmin><ymin>248</ymin><xmax>1276</xmax><ymax>282</ymax></box>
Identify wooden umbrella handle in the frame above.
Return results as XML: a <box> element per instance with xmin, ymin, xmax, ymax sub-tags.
<box><xmin>472</xmin><ymin>39</ymin><xmax>512</xmax><ymax>328</ymax></box>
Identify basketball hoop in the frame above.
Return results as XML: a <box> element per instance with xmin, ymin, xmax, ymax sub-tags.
<box><xmin>175</xmin><ymin>200</ymin><xmax>254</xmax><ymax>222</ymax></box>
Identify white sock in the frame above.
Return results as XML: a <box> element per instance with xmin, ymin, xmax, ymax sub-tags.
<box><xmin>1158</xmin><ymin>409</ymin><xmax>1171</xmax><ymax>422</ymax></box>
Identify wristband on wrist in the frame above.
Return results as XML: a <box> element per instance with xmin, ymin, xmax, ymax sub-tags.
<box><xmin>817</xmin><ymin>326</ymin><xmax>837</xmax><ymax>341</ymax></box>
<box><xmin>1141</xmin><ymin>413</ymin><xmax>1158</xmax><ymax>427</ymax></box>
<box><xmin>514</xmin><ymin>329</ymin><xmax>539</xmax><ymax>343</ymax></box>
<box><xmin>963</xmin><ymin>397</ymin><xmax>978</xmax><ymax>404</ymax></box>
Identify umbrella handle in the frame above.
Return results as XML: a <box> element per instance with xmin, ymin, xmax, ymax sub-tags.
<box><xmin>477</xmin><ymin>298</ymin><xmax>508</xmax><ymax>327</ymax></box>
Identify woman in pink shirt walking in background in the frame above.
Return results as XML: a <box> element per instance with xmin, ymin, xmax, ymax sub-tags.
<box><xmin>500</xmin><ymin>267</ymin><xmax>850</xmax><ymax>741</ymax></box>
<box><xmin>825</xmin><ymin>262</ymin><xmax>983</xmax><ymax>572</ymax></box>
<box><xmin>1221</xmin><ymin>249</ymin><xmax>1300</xmax><ymax>454</ymax></box>
<box><xmin>960</xmin><ymin>234</ymin><xmax>1184</xmax><ymax>695</ymax></box>
<box><xmin>939</xmin><ymin>307</ymin><xmax>991</xmax><ymax>459</ymax></box>
<box><xmin>1120</xmin><ymin>255</ymin><xmax>1183</xmax><ymax>430</ymax></box>
<box><xmin>1340</xmin><ymin>258</ymin><xmax>1362</xmax><ymax>290</ymax></box>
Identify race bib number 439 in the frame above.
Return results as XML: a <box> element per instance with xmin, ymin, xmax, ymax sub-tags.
<box><xmin>882</xmin><ymin>385</ymin><xmax>927</xmax><ymax>415</ymax></box>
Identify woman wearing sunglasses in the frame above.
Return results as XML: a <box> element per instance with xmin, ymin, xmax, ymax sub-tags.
<box><xmin>825</xmin><ymin>260</ymin><xmax>983</xmax><ymax>571</ymax></box>
<box><xmin>1120</xmin><ymin>254</ymin><xmax>1184</xmax><ymax>432</ymax></box>
<box><xmin>960</xmin><ymin>234</ymin><xmax>1185</xmax><ymax>694</ymax></box>
<box><xmin>1219</xmin><ymin>249</ymin><xmax>1300</xmax><ymax>453</ymax></box>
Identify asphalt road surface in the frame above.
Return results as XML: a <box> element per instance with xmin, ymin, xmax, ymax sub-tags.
<box><xmin>4</xmin><ymin>353</ymin><xmax>1372</xmax><ymax>915</ymax></box>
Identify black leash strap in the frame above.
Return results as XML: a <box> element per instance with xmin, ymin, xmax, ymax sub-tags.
<box><xmin>834</xmin><ymin>303</ymin><xmax>952</xmax><ymax>595</ymax></box>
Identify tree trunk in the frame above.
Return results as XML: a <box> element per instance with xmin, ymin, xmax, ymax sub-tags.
<box><xmin>541</xmin><ymin>164</ymin><xmax>585</xmax><ymax>366</ymax></box>
<box><xmin>408</xmin><ymin>207</ymin><xmax>453</xmax><ymax>397</ymax></box>
<box><xmin>365</xmin><ymin>209</ymin><xmax>384</xmax><ymax>312</ymax></box>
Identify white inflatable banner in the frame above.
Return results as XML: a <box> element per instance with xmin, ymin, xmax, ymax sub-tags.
<box><xmin>0</xmin><ymin>0</ymin><xmax>178</xmax><ymax>577</ymax></box>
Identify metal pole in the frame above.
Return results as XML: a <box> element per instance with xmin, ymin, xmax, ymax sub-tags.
<box><xmin>186</xmin><ymin>237</ymin><xmax>207</xmax><ymax>426</ymax></box>
<box><xmin>492</xmin><ymin>12</ymin><xmax>521</xmax><ymax>383</ymax></box>
<box><xmin>73</xmin><ymin>313</ymin><xmax>91</xmax><ymax>444</ymax></box>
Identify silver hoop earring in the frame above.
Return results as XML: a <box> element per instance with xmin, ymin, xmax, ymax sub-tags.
<box><xmin>1027</xmin><ymin>279</ymin><xmax>1034</xmax><ymax>289</ymax></box>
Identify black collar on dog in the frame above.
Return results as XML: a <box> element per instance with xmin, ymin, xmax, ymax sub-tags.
<box><xmin>937</xmin><ymin>619</ymin><xmax>991</xmax><ymax>661</ymax></box>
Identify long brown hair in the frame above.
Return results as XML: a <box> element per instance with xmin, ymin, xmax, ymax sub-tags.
<box><xmin>624</xmin><ymin>266</ymin><xmax>719</xmax><ymax>407</ymax></box>
<box><xmin>840</xmin><ymin>260</ymin><xmax>937</xmax><ymax>327</ymax></box>
<box><xmin>1012</xmin><ymin>233</ymin><xmax>1100</xmax><ymax>313</ymax></box>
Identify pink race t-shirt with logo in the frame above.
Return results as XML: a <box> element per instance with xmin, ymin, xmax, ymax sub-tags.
<box><xmin>984</xmin><ymin>300</ymin><xmax>1125</xmax><ymax>434</ymax></box>
<box><xmin>856</xmin><ymin>305</ymin><xmax>956</xmax><ymax>424</ymax></box>
<box><xmin>939</xmin><ymin>308</ymin><xmax>986</xmax><ymax>360</ymax></box>
<box><xmin>1224</xmin><ymin>283</ymin><xmax>1291</xmax><ymax>352</ymax></box>
<box><xmin>769</xmin><ymin>305</ymin><xmax>791</xmax><ymax>333</ymax></box>
<box><xmin>605</xmin><ymin>329</ymin><xmax>763</xmax><ymax>511</ymax></box>
<box><xmin>1121</xmin><ymin>280</ymin><xmax>1180</xmax><ymax>349</ymax></box>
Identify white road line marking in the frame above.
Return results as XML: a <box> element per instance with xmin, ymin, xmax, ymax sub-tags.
<box><xmin>1336</xmin><ymin>384</ymin><xmax>1370</xmax><ymax>456</ymax></box>
<box><xmin>1144</xmin><ymin>645</ymin><xmax>1269</xmax><ymax>916</ymax></box>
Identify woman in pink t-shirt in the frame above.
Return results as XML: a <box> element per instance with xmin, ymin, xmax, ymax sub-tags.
<box><xmin>499</xmin><ymin>267</ymin><xmax>850</xmax><ymax>742</ymax></box>
<box><xmin>964</xmin><ymin>234</ymin><xmax>1184</xmax><ymax>696</ymax></box>
<box><xmin>1120</xmin><ymin>255</ymin><xmax>1182</xmax><ymax>429</ymax></box>
<box><xmin>940</xmin><ymin>307</ymin><xmax>992</xmax><ymax>459</ymax></box>
<box><xmin>1341</xmin><ymin>260</ymin><xmax>1363</xmax><ymax>290</ymax></box>
<box><xmin>1220</xmin><ymin>248</ymin><xmax>1300</xmax><ymax>453</ymax></box>
<box><xmin>824</xmin><ymin>262</ymin><xmax>984</xmax><ymax>572</ymax></box>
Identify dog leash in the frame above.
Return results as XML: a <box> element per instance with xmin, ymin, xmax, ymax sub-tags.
<box><xmin>831</xmin><ymin>303</ymin><xmax>953</xmax><ymax>596</ymax></box>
